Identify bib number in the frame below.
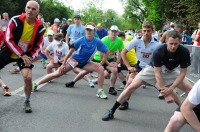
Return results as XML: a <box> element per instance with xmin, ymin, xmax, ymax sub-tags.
<box><xmin>67</xmin><ymin>57</ymin><xmax>78</xmax><ymax>68</ymax></box>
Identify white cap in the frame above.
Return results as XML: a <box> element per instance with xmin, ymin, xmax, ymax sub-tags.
<box><xmin>170</xmin><ymin>22</ymin><xmax>174</xmax><ymax>26</ymax></box>
<box><xmin>68</xmin><ymin>18</ymin><xmax>72</xmax><ymax>22</ymax></box>
<box><xmin>47</xmin><ymin>30</ymin><xmax>54</xmax><ymax>36</ymax></box>
<box><xmin>85</xmin><ymin>25</ymin><xmax>95</xmax><ymax>30</ymax></box>
<box><xmin>54</xmin><ymin>18</ymin><xmax>60</xmax><ymax>23</ymax></box>
<box><xmin>110</xmin><ymin>25</ymin><xmax>119</xmax><ymax>31</ymax></box>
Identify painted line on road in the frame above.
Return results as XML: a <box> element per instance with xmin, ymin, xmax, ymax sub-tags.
<box><xmin>11</xmin><ymin>76</ymin><xmax>48</xmax><ymax>96</ymax></box>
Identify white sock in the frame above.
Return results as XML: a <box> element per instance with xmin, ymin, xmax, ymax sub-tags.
<box><xmin>98</xmin><ymin>88</ymin><xmax>103</xmax><ymax>92</ymax></box>
<box><xmin>36</xmin><ymin>82</ymin><xmax>39</xmax><ymax>86</ymax></box>
<box><xmin>1</xmin><ymin>84</ymin><xmax>6</xmax><ymax>89</ymax></box>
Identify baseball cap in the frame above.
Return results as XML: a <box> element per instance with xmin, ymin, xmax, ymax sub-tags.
<box><xmin>54</xmin><ymin>18</ymin><xmax>60</xmax><ymax>23</ymax></box>
<box><xmin>47</xmin><ymin>30</ymin><xmax>54</xmax><ymax>36</ymax></box>
<box><xmin>68</xmin><ymin>18</ymin><xmax>72</xmax><ymax>22</ymax></box>
<box><xmin>85</xmin><ymin>25</ymin><xmax>95</xmax><ymax>30</ymax></box>
<box><xmin>110</xmin><ymin>25</ymin><xmax>119</xmax><ymax>31</ymax></box>
<box><xmin>170</xmin><ymin>22</ymin><xmax>174</xmax><ymax>26</ymax></box>
<box><xmin>74</xmin><ymin>14</ymin><xmax>81</xmax><ymax>19</ymax></box>
<box><xmin>62</xmin><ymin>18</ymin><xmax>67</xmax><ymax>21</ymax></box>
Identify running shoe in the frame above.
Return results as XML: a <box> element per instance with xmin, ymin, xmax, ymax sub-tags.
<box><xmin>88</xmin><ymin>80</ymin><xmax>95</xmax><ymax>88</ymax></box>
<box><xmin>41</xmin><ymin>58</ymin><xmax>46</xmax><ymax>69</ymax></box>
<box><xmin>32</xmin><ymin>83</ymin><xmax>38</xmax><ymax>91</ymax></box>
<box><xmin>119</xmin><ymin>101</ymin><xmax>129</xmax><ymax>110</ymax></box>
<box><xmin>65</xmin><ymin>81</ymin><xmax>75</xmax><ymax>87</ymax></box>
<box><xmin>109</xmin><ymin>87</ymin><xmax>117</xmax><ymax>95</ymax></box>
<box><xmin>89</xmin><ymin>73</ymin><xmax>98</xmax><ymax>78</ymax></box>
<box><xmin>116</xmin><ymin>85</ymin><xmax>124</xmax><ymax>91</ymax></box>
<box><xmin>3</xmin><ymin>86</ymin><xmax>11</xmax><ymax>96</ymax></box>
<box><xmin>24</xmin><ymin>101</ymin><xmax>32</xmax><ymax>113</ymax></box>
<box><xmin>96</xmin><ymin>89</ymin><xmax>107</xmax><ymax>99</ymax></box>
<box><xmin>102</xmin><ymin>109</ymin><xmax>114</xmax><ymax>121</ymax></box>
<box><xmin>91</xmin><ymin>79</ymin><xmax>98</xmax><ymax>84</ymax></box>
<box><xmin>9</xmin><ymin>68</ymin><xmax>20</xmax><ymax>74</ymax></box>
<box><xmin>158</xmin><ymin>93</ymin><xmax>164</xmax><ymax>99</ymax></box>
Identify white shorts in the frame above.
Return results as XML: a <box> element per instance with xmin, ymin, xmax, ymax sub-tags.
<box><xmin>136</xmin><ymin>65</ymin><xmax>180</xmax><ymax>86</ymax></box>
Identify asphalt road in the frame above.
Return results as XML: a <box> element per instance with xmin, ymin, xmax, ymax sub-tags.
<box><xmin>0</xmin><ymin>61</ymin><xmax>193</xmax><ymax>132</ymax></box>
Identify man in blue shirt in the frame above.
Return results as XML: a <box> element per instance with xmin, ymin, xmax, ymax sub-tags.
<box><xmin>33</xmin><ymin>22</ymin><xmax>109</xmax><ymax>99</ymax></box>
<box><xmin>96</xmin><ymin>23</ymin><xmax>108</xmax><ymax>39</ymax></box>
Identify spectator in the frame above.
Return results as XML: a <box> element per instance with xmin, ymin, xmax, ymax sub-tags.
<box><xmin>96</xmin><ymin>23</ymin><xmax>108</xmax><ymax>39</ymax></box>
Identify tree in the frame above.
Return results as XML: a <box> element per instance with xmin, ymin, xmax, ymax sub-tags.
<box><xmin>39</xmin><ymin>0</ymin><xmax>72</xmax><ymax>24</ymax></box>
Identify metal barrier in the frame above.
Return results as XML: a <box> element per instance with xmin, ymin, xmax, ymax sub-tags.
<box><xmin>184</xmin><ymin>45</ymin><xmax>200</xmax><ymax>84</ymax></box>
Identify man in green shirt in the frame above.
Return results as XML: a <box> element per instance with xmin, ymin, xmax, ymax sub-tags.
<box><xmin>93</xmin><ymin>25</ymin><xmax>124</xmax><ymax>95</ymax></box>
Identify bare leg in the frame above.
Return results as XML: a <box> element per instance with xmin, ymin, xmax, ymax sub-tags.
<box><xmin>164</xmin><ymin>111</ymin><xmax>186</xmax><ymax>132</ymax></box>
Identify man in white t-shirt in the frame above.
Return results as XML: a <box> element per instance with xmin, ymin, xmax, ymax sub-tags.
<box><xmin>45</xmin><ymin>33</ymin><xmax>69</xmax><ymax>74</ymax></box>
<box><xmin>40</xmin><ymin>30</ymin><xmax>55</xmax><ymax>68</ymax></box>
<box><xmin>165</xmin><ymin>79</ymin><xmax>200</xmax><ymax>132</ymax></box>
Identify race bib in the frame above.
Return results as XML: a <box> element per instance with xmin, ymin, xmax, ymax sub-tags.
<box><xmin>18</xmin><ymin>40</ymin><xmax>30</xmax><ymax>52</ymax></box>
<box><xmin>2</xmin><ymin>26</ymin><xmax>7</xmax><ymax>32</ymax></box>
<box><xmin>67</xmin><ymin>57</ymin><xmax>78</xmax><ymax>68</ymax></box>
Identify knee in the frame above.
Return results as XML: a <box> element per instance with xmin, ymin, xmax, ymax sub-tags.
<box><xmin>183</xmin><ymin>83</ymin><xmax>192</xmax><ymax>94</ymax></box>
<box><xmin>96</xmin><ymin>65</ymin><xmax>104</xmax><ymax>73</ymax></box>
<box><xmin>24</xmin><ymin>75</ymin><xmax>32</xmax><ymax>82</ymax></box>
<box><xmin>166</xmin><ymin>115</ymin><xmax>182</xmax><ymax>131</ymax></box>
<box><xmin>112</xmin><ymin>68</ymin><xmax>118</xmax><ymax>74</ymax></box>
<box><xmin>126</xmin><ymin>85</ymin><xmax>137</xmax><ymax>94</ymax></box>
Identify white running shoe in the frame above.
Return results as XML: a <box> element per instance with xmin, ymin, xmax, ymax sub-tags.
<box><xmin>88</xmin><ymin>80</ymin><xmax>95</xmax><ymax>88</ymax></box>
<box><xmin>116</xmin><ymin>85</ymin><xmax>124</xmax><ymax>91</ymax></box>
<box><xmin>96</xmin><ymin>89</ymin><xmax>107</xmax><ymax>99</ymax></box>
<box><xmin>89</xmin><ymin>73</ymin><xmax>98</xmax><ymax>78</ymax></box>
<box><xmin>91</xmin><ymin>79</ymin><xmax>98</xmax><ymax>84</ymax></box>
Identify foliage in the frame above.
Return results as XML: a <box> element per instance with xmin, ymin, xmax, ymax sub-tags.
<box><xmin>122</xmin><ymin>0</ymin><xmax>200</xmax><ymax>32</ymax></box>
<box><xmin>0</xmin><ymin>0</ymin><xmax>29</xmax><ymax>17</ymax></box>
<box><xmin>0</xmin><ymin>0</ymin><xmax>72</xmax><ymax>25</ymax></box>
<box><xmin>80</xmin><ymin>6</ymin><xmax>124</xmax><ymax>30</ymax></box>
<box><xmin>38</xmin><ymin>0</ymin><xmax>72</xmax><ymax>24</ymax></box>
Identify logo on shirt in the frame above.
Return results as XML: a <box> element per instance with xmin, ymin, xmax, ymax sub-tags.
<box><xmin>141</xmin><ymin>52</ymin><xmax>152</xmax><ymax>58</ymax></box>
<box><xmin>56</xmin><ymin>50</ymin><xmax>63</xmax><ymax>60</ymax></box>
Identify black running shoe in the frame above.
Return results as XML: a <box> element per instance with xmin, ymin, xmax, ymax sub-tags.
<box><xmin>102</xmin><ymin>109</ymin><xmax>114</xmax><ymax>121</ymax></box>
<box><xmin>109</xmin><ymin>87</ymin><xmax>117</xmax><ymax>95</ymax></box>
<box><xmin>24</xmin><ymin>102</ymin><xmax>32</xmax><ymax>113</ymax></box>
<box><xmin>65</xmin><ymin>81</ymin><xmax>75</xmax><ymax>87</ymax></box>
<box><xmin>119</xmin><ymin>101</ymin><xmax>129</xmax><ymax>110</ymax></box>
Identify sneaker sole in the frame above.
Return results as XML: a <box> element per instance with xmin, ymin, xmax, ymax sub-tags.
<box><xmin>102</xmin><ymin>116</ymin><xmax>114</xmax><ymax>121</ymax></box>
<box><xmin>4</xmin><ymin>93</ymin><xmax>11</xmax><ymax>96</ymax></box>
<box><xmin>116</xmin><ymin>89</ymin><xmax>124</xmax><ymax>91</ymax></box>
<box><xmin>109</xmin><ymin>92</ymin><xmax>117</xmax><ymax>95</ymax></box>
<box><xmin>119</xmin><ymin>106</ymin><xmax>128</xmax><ymax>110</ymax></box>
<box><xmin>158</xmin><ymin>96</ymin><xmax>164</xmax><ymax>99</ymax></box>
<box><xmin>96</xmin><ymin>95</ymin><xmax>108</xmax><ymax>99</ymax></box>
<box><xmin>9</xmin><ymin>72</ymin><xmax>20</xmax><ymax>74</ymax></box>
<box><xmin>24</xmin><ymin>109</ymin><xmax>32</xmax><ymax>113</ymax></box>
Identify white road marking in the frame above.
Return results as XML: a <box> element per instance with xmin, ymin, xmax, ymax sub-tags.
<box><xmin>11</xmin><ymin>76</ymin><xmax>48</xmax><ymax>96</ymax></box>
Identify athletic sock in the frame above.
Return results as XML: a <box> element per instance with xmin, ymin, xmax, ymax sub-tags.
<box><xmin>111</xmin><ymin>101</ymin><xmax>121</xmax><ymax>113</ymax></box>
<box><xmin>24</xmin><ymin>96</ymin><xmax>30</xmax><ymax>103</ymax></box>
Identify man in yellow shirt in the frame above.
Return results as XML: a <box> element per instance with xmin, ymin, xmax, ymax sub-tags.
<box><xmin>0</xmin><ymin>0</ymin><xmax>45</xmax><ymax>113</ymax></box>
